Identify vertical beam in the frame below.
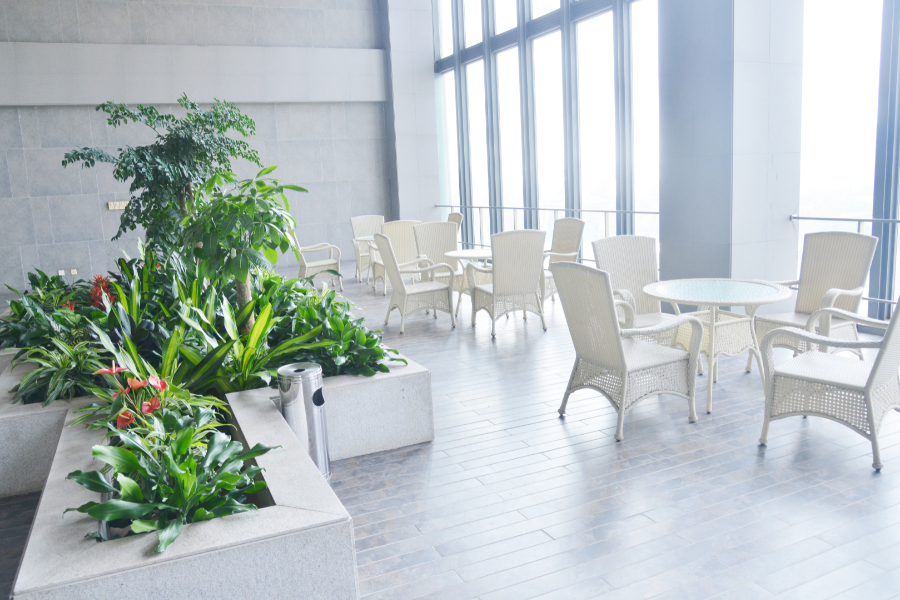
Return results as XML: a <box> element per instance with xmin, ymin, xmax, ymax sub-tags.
<box><xmin>612</xmin><ymin>0</ymin><xmax>634</xmax><ymax>234</ymax></box>
<box><xmin>518</xmin><ymin>0</ymin><xmax>539</xmax><ymax>229</ymax></box>
<box><xmin>483</xmin><ymin>0</ymin><xmax>505</xmax><ymax>234</ymax></box>
<box><xmin>452</xmin><ymin>0</ymin><xmax>475</xmax><ymax>246</ymax></box>
<box><xmin>871</xmin><ymin>0</ymin><xmax>900</xmax><ymax>319</ymax></box>
<box><xmin>561</xmin><ymin>0</ymin><xmax>581</xmax><ymax>217</ymax></box>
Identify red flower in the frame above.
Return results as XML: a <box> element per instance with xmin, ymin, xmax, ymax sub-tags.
<box><xmin>141</xmin><ymin>397</ymin><xmax>161</xmax><ymax>415</ymax></box>
<box><xmin>94</xmin><ymin>362</ymin><xmax>127</xmax><ymax>375</ymax></box>
<box><xmin>156</xmin><ymin>264</ymin><xmax>161</xmax><ymax>269</ymax></box>
<box><xmin>127</xmin><ymin>378</ymin><xmax>148</xmax><ymax>391</ymax></box>
<box><xmin>112</xmin><ymin>387</ymin><xmax>130</xmax><ymax>399</ymax></box>
<box><xmin>61</xmin><ymin>301</ymin><xmax>76</xmax><ymax>311</ymax></box>
<box><xmin>148</xmin><ymin>375</ymin><xmax>167</xmax><ymax>392</ymax></box>
<box><xmin>117</xmin><ymin>411</ymin><xmax>135</xmax><ymax>429</ymax></box>
<box><xmin>89</xmin><ymin>275</ymin><xmax>116</xmax><ymax>308</ymax></box>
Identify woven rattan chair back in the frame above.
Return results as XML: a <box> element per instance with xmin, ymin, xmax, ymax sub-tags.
<box><xmin>447</xmin><ymin>212</ymin><xmax>464</xmax><ymax>228</ymax></box>
<box><xmin>548</xmin><ymin>218</ymin><xmax>585</xmax><ymax>264</ymax></box>
<box><xmin>351</xmin><ymin>215</ymin><xmax>384</xmax><ymax>239</ymax></box>
<box><xmin>592</xmin><ymin>235</ymin><xmax>660</xmax><ymax>315</ymax></box>
<box><xmin>373</xmin><ymin>233</ymin><xmax>406</xmax><ymax>294</ymax></box>
<box><xmin>414</xmin><ymin>222</ymin><xmax>459</xmax><ymax>271</ymax></box>
<box><xmin>795</xmin><ymin>232</ymin><xmax>877</xmax><ymax>314</ymax></box>
<box><xmin>867</xmin><ymin>308</ymin><xmax>900</xmax><ymax>391</ymax></box>
<box><xmin>551</xmin><ymin>262</ymin><xmax>627</xmax><ymax>372</ymax></box>
<box><xmin>491</xmin><ymin>230</ymin><xmax>546</xmax><ymax>295</ymax></box>
<box><xmin>381</xmin><ymin>220</ymin><xmax>421</xmax><ymax>265</ymax></box>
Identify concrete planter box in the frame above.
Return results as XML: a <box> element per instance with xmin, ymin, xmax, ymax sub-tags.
<box><xmin>0</xmin><ymin>348</ymin><xmax>16</xmax><ymax>375</ymax></box>
<box><xmin>11</xmin><ymin>387</ymin><xmax>360</xmax><ymax>600</ymax></box>
<box><xmin>0</xmin><ymin>362</ymin><xmax>75</xmax><ymax>498</ymax></box>
<box><xmin>323</xmin><ymin>358</ymin><xmax>433</xmax><ymax>461</ymax></box>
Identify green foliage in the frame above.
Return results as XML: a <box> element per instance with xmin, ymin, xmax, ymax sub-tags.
<box><xmin>11</xmin><ymin>340</ymin><xmax>106</xmax><ymax>405</ymax></box>
<box><xmin>66</xmin><ymin>413</ymin><xmax>275</xmax><ymax>553</ymax></box>
<box><xmin>61</xmin><ymin>95</ymin><xmax>261</xmax><ymax>252</ymax></box>
<box><xmin>182</xmin><ymin>168</ymin><xmax>304</xmax><ymax>284</ymax></box>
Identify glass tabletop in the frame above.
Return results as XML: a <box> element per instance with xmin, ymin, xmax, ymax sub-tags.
<box><xmin>643</xmin><ymin>279</ymin><xmax>790</xmax><ymax>306</ymax></box>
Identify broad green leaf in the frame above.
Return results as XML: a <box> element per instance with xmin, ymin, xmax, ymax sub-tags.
<box><xmin>66</xmin><ymin>470</ymin><xmax>116</xmax><ymax>494</ymax></box>
<box><xmin>116</xmin><ymin>473</ymin><xmax>144</xmax><ymax>502</ymax></box>
<box><xmin>91</xmin><ymin>445</ymin><xmax>142</xmax><ymax>474</ymax></box>
<box><xmin>86</xmin><ymin>499</ymin><xmax>155</xmax><ymax>522</ymax></box>
<box><xmin>155</xmin><ymin>517</ymin><xmax>184</xmax><ymax>553</ymax></box>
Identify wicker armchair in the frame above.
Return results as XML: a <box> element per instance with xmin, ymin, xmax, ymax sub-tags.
<box><xmin>350</xmin><ymin>215</ymin><xmax>384</xmax><ymax>282</ymax></box>
<box><xmin>751</xmin><ymin>231</ymin><xmax>877</xmax><ymax>371</ymax></box>
<box><xmin>468</xmin><ymin>230</ymin><xmax>547</xmax><ymax>337</ymax></box>
<box><xmin>414</xmin><ymin>222</ymin><xmax>469</xmax><ymax>315</ymax></box>
<box><xmin>541</xmin><ymin>218</ymin><xmax>585</xmax><ymax>304</ymax></box>
<box><xmin>759</xmin><ymin>306</ymin><xmax>899</xmax><ymax>470</ymax></box>
<box><xmin>297</xmin><ymin>242</ymin><xmax>342</xmax><ymax>290</ymax></box>
<box><xmin>374</xmin><ymin>233</ymin><xmax>456</xmax><ymax>333</ymax></box>
<box><xmin>551</xmin><ymin>262</ymin><xmax>704</xmax><ymax>441</ymax></box>
<box><xmin>372</xmin><ymin>220</ymin><xmax>421</xmax><ymax>295</ymax></box>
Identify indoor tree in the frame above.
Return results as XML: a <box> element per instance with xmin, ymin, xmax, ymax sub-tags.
<box><xmin>62</xmin><ymin>95</ymin><xmax>261</xmax><ymax>252</ymax></box>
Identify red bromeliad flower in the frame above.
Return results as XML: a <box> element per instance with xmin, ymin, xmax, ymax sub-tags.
<box><xmin>148</xmin><ymin>375</ymin><xmax>167</xmax><ymax>392</ymax></box>
<box><xmin>89</xmin><ymin>275</ymin><xmax>116</xmax><ymax>308</ymax></box>
<box><xmin>117</xmin><ymin>411</ymin><xmax>135</xmax><ymax>429</ymax></box>
<box><xmin>61</xmin><ymin>301</ymin><xmax>76</xmax><ymax>311</ymax></box>
<box><xmin>141</xmin><ymin>397</ymin><xmax>161</xmax><ymax>415</ymax></box>
<box><xmin>94</xmin><ymin>362</ymin><xmax>127</xmax><ymax>375</ymax></box>
<box><xmin>127</xmin><ymin>378</ymin><xmax>149</xmax><ymax>391</ymax></box>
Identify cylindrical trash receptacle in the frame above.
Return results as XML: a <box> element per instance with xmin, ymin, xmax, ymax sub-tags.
<box><xmin>277</xmin><ymin>362</ymin><xmax>331</xmax><ymax>480</ymax></box>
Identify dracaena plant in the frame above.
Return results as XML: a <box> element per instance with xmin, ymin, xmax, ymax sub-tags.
<box><xmin>182</xmin><ymin>168</ymin><xmax>306</xmax><ymax>334</ymax></box>
<box><xmin>11</xmin><ymin>339</ymin><xmax>107</xmax><ymax>405</ymax></box>
<box><xmin>65</xmin><ymin>412</ymin><xmax>275</xmax><ymax>553</ymax></box>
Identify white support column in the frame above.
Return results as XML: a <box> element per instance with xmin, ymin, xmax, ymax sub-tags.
<box><xmin>382</xmin><ymin>0</ymin><xmax>442</xmax><ymax>223</ymax></box>
<box><xmin>659</xmin><ymin>0</ymin><xmax>803</xmax><ymax>309</ymax></box>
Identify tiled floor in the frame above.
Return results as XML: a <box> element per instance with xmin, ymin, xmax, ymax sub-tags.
<box><xmin>331</xmin><ymin>276</ymin><xmax>900</xmax><ymax>600</ymax></box>
<box><xmin>3</xmin><ymin>274</ymin><xmax>900</xmax><ymax>599</ymax></box>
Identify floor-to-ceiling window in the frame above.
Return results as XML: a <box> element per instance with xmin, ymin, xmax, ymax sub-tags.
<box><xmin>433</xmin><ymin>0</ymin><xmax>658</xmax><ymax>250</ymax></box>
<box><xmin>799</xmin><ymin>0</ymin><xmax>882</xmax><ymax>312</ymax></box>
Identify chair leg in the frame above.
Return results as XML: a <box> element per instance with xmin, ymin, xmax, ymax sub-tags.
<box><xmin>872</xmin><ymin>435</ymin><xmax>883</xmax><ymax>470</ymax></box>
<box><xmin>558</xmin><ymin>389</ymin><xmax>572</xmax><ymax>416</ymax></box>
<box><xmin>539</xmin><ymin>310</ymin><xmax>547</xmax><ymax>331</ymax></box>
<box><xmin>558</xmin><ymin>366</ymin><xmax>577</xmax><ymax>415</ymax></box>
<box><xmin>449</xmin><ymin>294</ymin><xmax>457</xmax><ymax>328</ymax></box>
<box><xmin>746</xmin><ymin>352</ymin><xmax>754</xmax><ymax>372</ymax></box>
<box><xmin>338</xmin><ymin>276</ymin><xmax>343</xmax><ymax>292</ymax></box>
<box><xmin>455</xmin><ymin>293</ymin><xmax>464</xmax><ymax>317</ymax></box>
<box><xmin>751</xmin><ymin>349</ymin><xmax>765</xmax><ymax>387</ymax></box>
<box><xmin>384</xmin><ymin>305</ymin><xmax>392</xmax><ymax>325</ymax></box>
<box><xmin>698</xmin><ymin>354</ymin><xmax>705</xmax><ymax>376</ymax></box>
<box><xmin>399</xmin><ymin>314</ymin><xmax>406</xmax><ymax>333</ymax></box>
<box><xmin>614</xmin><ymin>408</ymin><xmax>626</xmax><ymax>442</ymax></box>
<box><xmin>491</xmin><ymin>315</ymin><xmax>496</xmax><ymax>337</ymax></box>
<box><xmin>759</xmin><ymin>413</ymin><xmax>771</xmax><ymax>445</ymax></box>
<box><xmin>713</xmin><ymin>358</ymin><xmax>718</xmax><ymax>383</ymax></box>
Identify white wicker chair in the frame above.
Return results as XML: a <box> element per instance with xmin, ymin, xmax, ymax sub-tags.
<box><xmin>374</xmin><ymin>233</ymin><xmax>456</xmax><ymax>333</ymax></box>
<box><xmin>467</xmin><ymin>230</ymin><xmax>547</xmax><ymax>337</ymax></box>
<box><xmin>297</xmin><ymin>242</ymin><xmax>342</xmax><ymax>290</ymax></box>
<box><xmin>350</xmin><ymin>215</ymin><xmax>384</xmax><ymax>283</ymax></box>
<box><xmin>372</xmin><ymin>220</ymin><xmax>421</xmax><ymax>295</ymax></box>
<box><xmin>759</xmin><ymin>306</ymin><xmax>900</xmax><ymax>470</ymax></box>
<box><xmin>551</xmin><ymin>262</ymin><xmax>704</xmax><ymax>441</ymax></box>
<box><xmin>414</xmin><ymin>222</ymin><xmax>469</xmax><ymax>314</ymax></box>
<box><xmin>541</xmin><ymin>218</ymin><xmax>585</xmax><ymax>304</ymax></box>
<box><xmin>751</xmin><ymin>231</ymin><xmax>877</xmax><ymax>371</ymax></box>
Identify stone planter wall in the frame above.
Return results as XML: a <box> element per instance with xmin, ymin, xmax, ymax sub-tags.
<box><xmin>11</xmin><ymin>387</ymin><xmax>360</xmax><ymax>600</ymax></box>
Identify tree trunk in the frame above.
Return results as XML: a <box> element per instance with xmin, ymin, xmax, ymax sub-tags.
<box><xmin>176</xmin><ymin>182</ymin><xmax>194</xmax><ymax>218</ymax></box>
<box><xmin>236</xmin><ymin>278</ymin><xmax>255</xmax><ymax>335</ymax></box>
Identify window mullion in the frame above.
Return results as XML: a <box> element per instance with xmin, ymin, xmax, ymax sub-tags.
<box><xmin>452</xmin><ymin>0</ymin><xmax>475</xmax><ymax>246</ymax></box>
<box><xmin>613</xmin><ymin>0</ymin><xmax>634</xmax><ymax>235</ymax></box>
<box><xmin>561</xmin><ymin>0</ymin><xmax>580</xmax><ymax>218</ymax></box>
<box><xmin>518</xmin><ymin>0</ymin><xmax>539</xmax><ymax>229</ymax></box>
<box><xmin>483</xmin><ymin>0</ymin><xmax>504</xmax><ymax>234</ymax></box>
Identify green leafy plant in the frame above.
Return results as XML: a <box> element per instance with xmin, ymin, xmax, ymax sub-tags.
<box><xmin>11</xmin><ymin>340</ymin><xmax>107</xmax><ymax>405</ymax></box>
<box><xmin>183</xmin><ymin>168</ymin><xmax>305</xmax><ymax>333</ymax></box>
<box><xmin>62</xmin><ymin>96</ymin><xmax>261</xmax><ymax>252</ymax></box>
<box><xmin>65</xmin><ymin>414</ymin><xmax>275</xmax><ymax>553</ymax></box>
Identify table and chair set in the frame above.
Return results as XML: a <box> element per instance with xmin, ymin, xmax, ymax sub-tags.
<box><xmin>305</xmin><ymin>217</ymin><xmax>900</xmax><ymax>471</ymax></box>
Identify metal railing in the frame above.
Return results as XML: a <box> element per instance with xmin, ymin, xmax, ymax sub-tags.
<box><xmin>791</xmin><ymin>214</ymin><xmax>898</xmax><ymax>306</ymax></box>
<box><xmin>435</xmin><ymin>204</ymin><xmax>660</xmax><ymax>255</ymax></box>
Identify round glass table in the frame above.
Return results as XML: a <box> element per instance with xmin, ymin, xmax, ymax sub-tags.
<box><xmin>445</xmin><ymin>248</ymin><xmax>492</xmax><ymax>262</ymax></box>
<box><xmin>643</xmin><ymin>279</ymin><xmax>791</xmax><ymax>413</ymax></box>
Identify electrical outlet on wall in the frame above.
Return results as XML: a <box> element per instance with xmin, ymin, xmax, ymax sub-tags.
<box><xmin>70</xmin><ymin>269</ymin><xmax>77</xmax><ymax>275</ymax></box>
<box><xmin>108</xmin><ymin>201</ymin><xmax>129</xmax><ymax>210</ymax></box>
<box><xmin>57</xmin><ymin>270</ymin><xmax>65</xmax><ymax>276</ymax></box>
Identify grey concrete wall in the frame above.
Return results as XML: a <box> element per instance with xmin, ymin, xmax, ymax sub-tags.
<box><xmin>0</xmin><ymin>101</ymin><xmax>389</xmax><ymax>288</ymax></box>
<box><xmin>0</xmin><ymin>0</ymin><xmax>395</xmax><ymax>291</ymax></box>
<box><xmin>0</xmin><ymin>0</ymin><xmax>381</xmax><ymax>49</ymax></box>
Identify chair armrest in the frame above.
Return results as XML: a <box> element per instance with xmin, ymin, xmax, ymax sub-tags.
<box><xmin>761</xmin><ymin>326</ymin><xmax>883</xmax><ymax>355</ymax></box>
<box><xmin>543</xmin><ymin>251</ymin><xmax>578</xmax><ymax>266</ymax></box>
<box><xmin>399</xmin><ymin>258</ymin><xmax>432</xmax><ymax>268</ymax></box>
<box><xmin>300</xmin><ymin>242</ymin><xmax>341</xmax><ymax>261</ymax></box>
<box><xmin>614</xmin><ymin>300</ymin><xmax>635</xmax><ymax>329</ymax></box>
<box><xmin>806</xmin><ymin>307</ymin><xmax>889</xmax><ymax>333</ymax></box>
<box><xmin>621</xmin><ymin>314</ymin><xmax>702</xmax><ymax>339</ymax></box>
<box><xmin>400</xmin><ymin>263</ymin><xmax>456</xmax><ymax>291</ymax></box>
<box><xmin>613</xmin><ymin>289</ymin><xmax>637</xmax><ymax>311</ymax></box>
<box><xmin>819</xmin><ymin>286</ymin><xmax>865</xmax><ymax>310</ymax></box>
<box><xmin>771</xmin><ymin>279</ymin><xmax>801</xmax><ymax>287</ymax></box>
